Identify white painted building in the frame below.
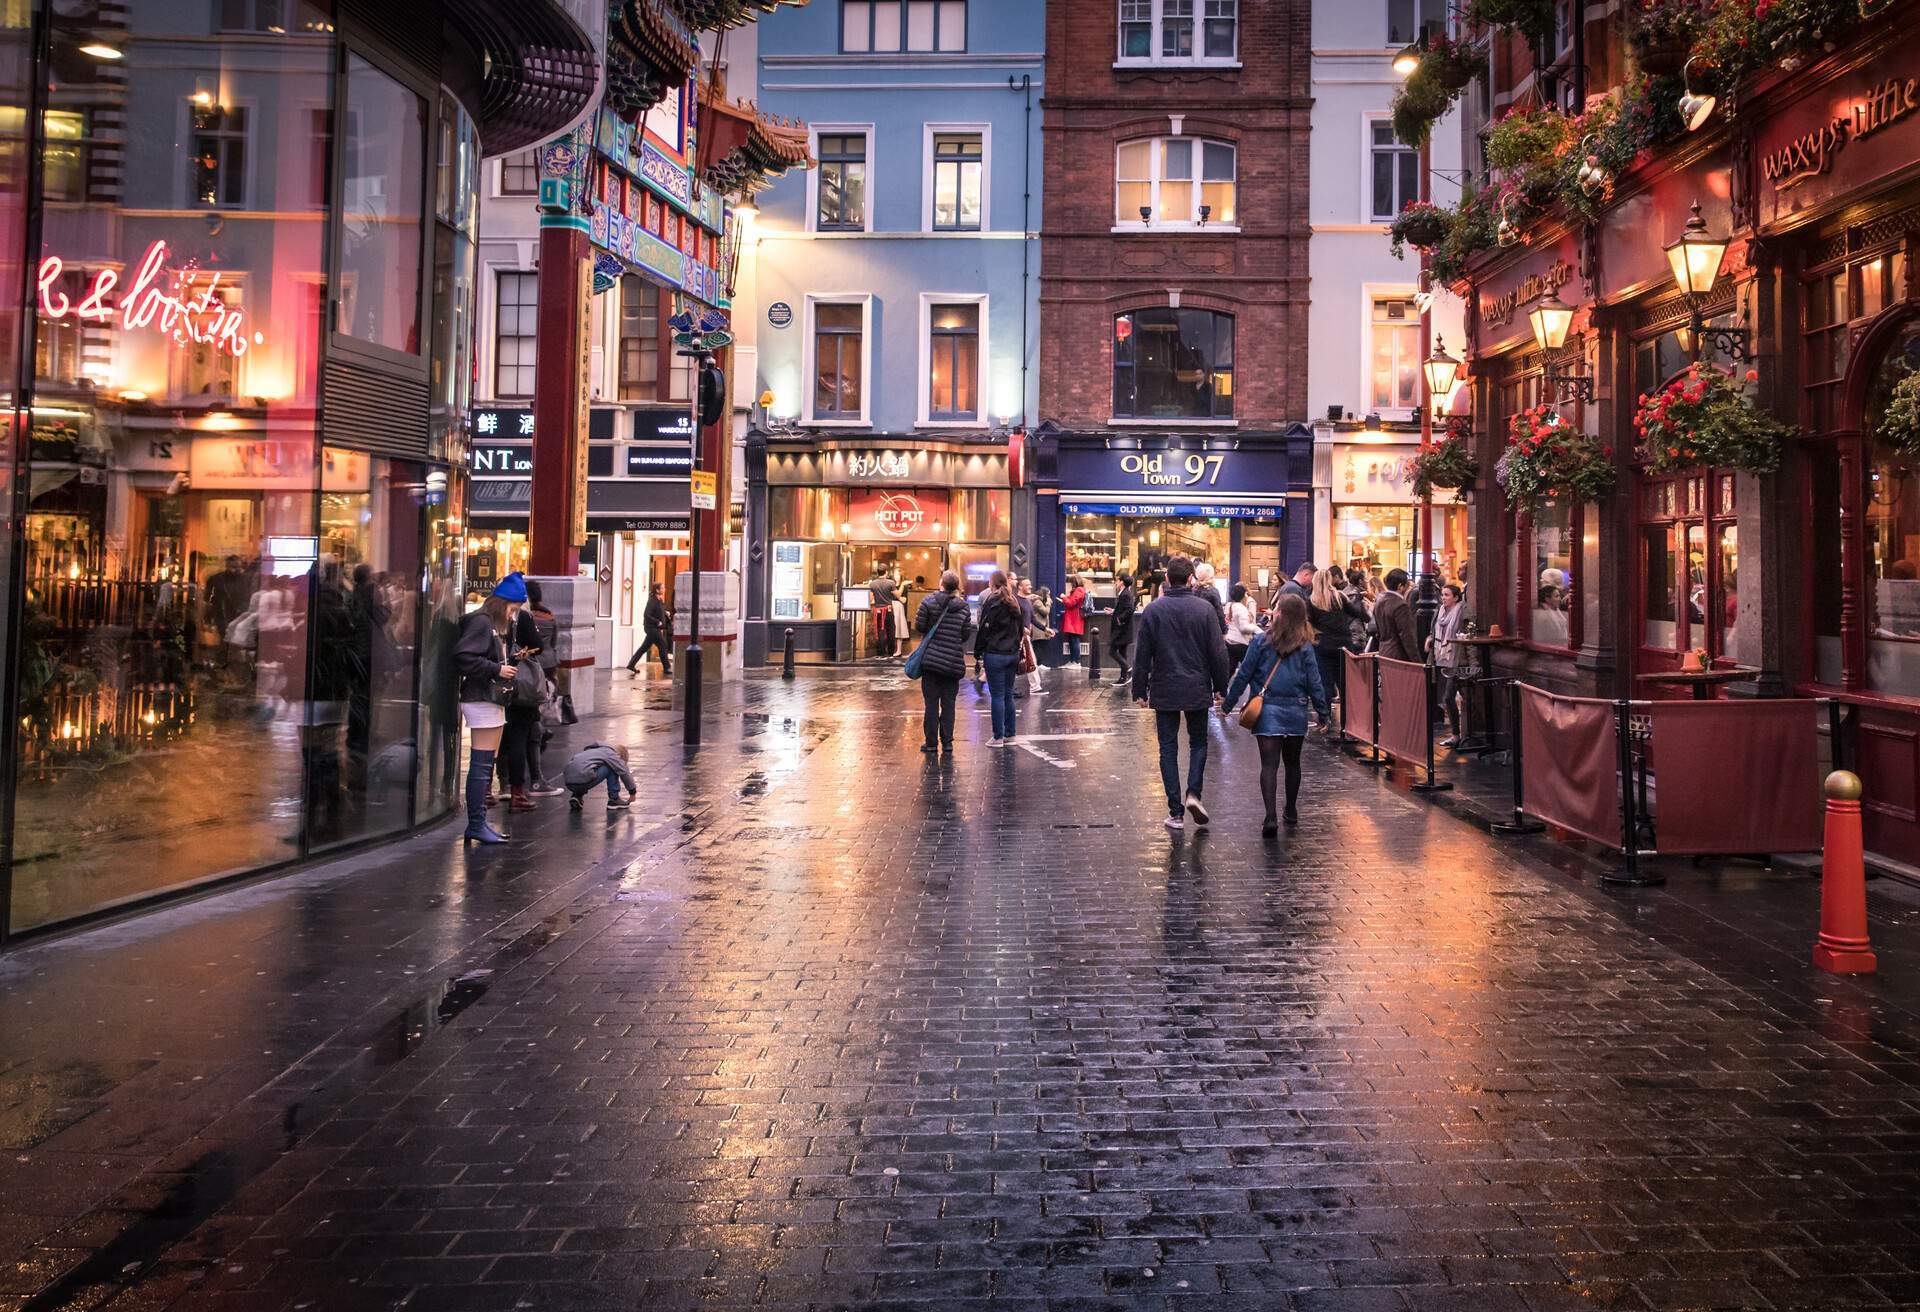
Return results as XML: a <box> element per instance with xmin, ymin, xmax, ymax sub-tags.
<box><xmin>1308</xmin><ymin>0</ymin><xmax>1469</xmax><ymax>585</ymax></box>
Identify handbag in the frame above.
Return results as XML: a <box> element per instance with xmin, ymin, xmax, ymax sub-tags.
<box><xmin>1237</xmin><ymin>643</ymin><xmax>1288</xmax><ymax>730</ymax></box>
<box><xmin>1020</xmin><ymin>634</ymin><xmax>1036</xmax><ymax>674</ymax></box>
<box><xmin>509</xmin><ymin>658</ymin><xmax>547</xmax><ymax>708</ymax></box>
<box><xmin>902</xmin><ymin>604</ymin><xmax>948</xmax><ymax>680</ymax></box>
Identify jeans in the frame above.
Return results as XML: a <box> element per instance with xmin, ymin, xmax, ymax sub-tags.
<box><xmin>1257</xmin><ymin>734</ymin><xmax>1305</xmax><ymax>823</ymax></box>
<box><xmin>1064</xmin><ymin>632</ymin><xmax>1082</xmax><ymax>663</ymax></box>
<box><xmin>1315</xmin><ymin>648</ymin><xmax>1344</xmax><ymax>725</ymax></box>
<box><xmin>921</xmin><ymin>671</ymin><xmax>960</xmax><ymax>748</ymax></box>
<box><xmin>982</xmin><ymin>650</ymin><xmax>1020</xmax><ymax>739</ymax></box>
<box><xmin>568</xmin><ymin>762</ymin><xmax>624</xmax><ymax>803</ymax></box>
<box><xmin>1154</xmin><ymin>707</ymin><xmax>1211</xmax><ymax>817</ymax></box>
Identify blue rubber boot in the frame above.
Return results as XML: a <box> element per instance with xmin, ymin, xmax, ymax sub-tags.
<box><xmin>463</xmin><ymin>749</ymin><xmax>508</xmax><ymax>843</ymax></box>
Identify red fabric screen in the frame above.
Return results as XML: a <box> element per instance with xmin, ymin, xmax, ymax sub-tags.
<box><xmin>1518</xmin><ymin>684</ymin><xmax>1621</xmax><ymax>848</ymax></box>
<box><xmin>1377</xmin><ymin>657</ymin><xmax>1429</xmax><ymax>766</ymax></box>
<box><xmin>1645</xmin><ymin>700</ymin><xmax>1822</xmax><ymax>855</ymax></box>
<box><xmin>1343</xmin><ymin>652</ymin><xmax>1375</xmax><ymax>746</ymax></box>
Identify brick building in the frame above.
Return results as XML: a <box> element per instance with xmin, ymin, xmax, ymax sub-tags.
<box><xmin>1033</xmin><ymin>0</ymin><xmax>1316</xmax><ymax>603</ymax></box>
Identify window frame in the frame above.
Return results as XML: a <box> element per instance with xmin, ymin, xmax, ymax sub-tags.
<box><xmin>1364</xmin><ymin>288</ymin><xmax>1421</xmax><ymax>417</ymax></box>
<box><xmin>917</xmin><ymin>292</ymin><xmax>990</xmax><ymax>426</ymax></box>
<box><xmin>1363</xmin><ymin>114</ymin><xmax>1420</xmax><ymax>223</ymax></box>
<box><xmin>617</xmin><ymin>274</ymin><xmax>665</xmax><ymax>403</ymax></box>
<box><xmin>498</xmin><ymin>150</ymin><xmax>537</xmax><ymax>196</ymax></box>
<box><xmin>1111</xmin><ymin>136</ymin><xmax>1238</xmax><ymax>232</ymax></box>
<box><xmin>803</xmin><ymin>293</ymin><xmax>874</xmax><ymax>426</ymax></box>
<box><xmin>808</xmin><ymin>124</ymin><xmax>875</xmax><ymax>234</ymax></box>
<box><xmin>1111</xmin><ymin>305</ymin><xmax>1237</xmax><ymax>424</ymax></box>
<box><xmin>182</xmin><ymin>95</ymin><xmax>255</xmax><ymax>210</ymax></box>
<box><xmin>841</xmin><ymin>0</ymin><xmax>969</xmax><ymax>53</ymax></box>
<box><xmin>492</xmin><ymin>268</ymin><xmax>539</xmax><ymax>400</ymax></box>
<box><xmin>921</xmin><ymin>123</ymin><xmax>990</xmax><ymax>233</ymax></box>
<box><xmin>1385</xmin><ymin>0</ymin><xmax>1446</xmax><ymax>46</ymax></box>
<box><xmin>1116</xmin><ymin>0</ymin><xmax>1238</xmax><ymax>66</ymax></box>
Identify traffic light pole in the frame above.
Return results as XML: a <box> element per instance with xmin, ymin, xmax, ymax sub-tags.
<box><xmin>681</xmin><ymin>347</ymin><xmax>708</xmax><ymax>747</ymax></box>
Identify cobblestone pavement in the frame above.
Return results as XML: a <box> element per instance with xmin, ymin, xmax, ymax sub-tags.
<box><xmin>5</xmin><ymin>665</ymin><xmax>1920</xmax><ymax>1311</ymax></box>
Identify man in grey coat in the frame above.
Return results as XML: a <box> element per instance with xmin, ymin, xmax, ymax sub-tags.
<box><xmin>1132</xmin><ymin>555</ymin><xmax>1232</xmax><ymax>831</ymax></box>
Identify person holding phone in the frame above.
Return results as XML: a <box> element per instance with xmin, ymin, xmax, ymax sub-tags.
<box><xmin>453</xmin><ymin>575</ymin><xmax>523</xmax><ymax>844</ymax></box>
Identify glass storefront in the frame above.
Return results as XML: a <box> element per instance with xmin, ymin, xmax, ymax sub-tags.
<box><xmin>0</xmin><ymin>1</ymin><xmax>499</xmax><ymax>934</ymax></box>
<box><xmin>1333</xmin><ymin>504</ymin><xmax>1468</xmax><ymax>584</ymax></box>
<box><xmin>1065</xmin><ymin>512</ymin><xmax>1231</xmax><ymax>597</ymax></box>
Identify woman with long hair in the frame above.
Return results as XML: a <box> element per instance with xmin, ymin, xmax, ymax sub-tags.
<box><xmin>1222</xmin><ymin>594</ymin><xmax>1328</xmax><ymax>835</ymax></box>
<box><xmin>451</xmin><ymin>576</ymin><xmax>524</xmax><ymax>844</ymax></box>
<box><xmin>975</xmin><ymin>570</ymin><xmax>1026</xmax><ymax>745</ymax></box>
<box><xmin>1308</xmin><ymin>566</ymin><xmax>1367</xmax><ymax>727</ymax></box>
<box><xmin>912</xmin><ymin>570</ymin><xmax>974</xmax><ymax>754</ymax></box>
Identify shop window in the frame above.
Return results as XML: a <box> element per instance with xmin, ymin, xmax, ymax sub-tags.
<box><xmin>494</xmin><ymin>270</ymin><xmax>537</xmax><ymax>398</ymax></box>
<box><xmin>1114</xmin><ymin>137</ymin><xmax>1235</xmax><ymax>228</ymax></box>
<box><xmin>929</xmin><ymin>131</ymin><xmax>983</xmax><ymax>231</ymax></box>
<box><xmin>810</xmin><ymin>300</ymin><xmax>867</xmax><ymax>421</ymax></box>
<box><xmin>499</xmin><ymin>150</ymin><xmax>537</xmax><ymax>195</ymax></box>
<box><xmin>1119</xmin><ymin>0</ymin><xmax>1236</xmax><ymax>62</ymax></box>
<box><xmin>188</xmin><ymin>100</ymin><xmax>248</xmax><ymax>207</ymax></box>
<box><xmin>952</xmin><ymin>489</ymin><xmax>1010</xmax><ymax>542</ymax></box>
<box><xmin>926</xmin><ymin>300</ymin><xmax>980</xmax><ymax>422</ymax></box>
<box><xmin>1386</xmin><ymin>0</ymin><xmax>1445</xmax><ymax>43</ymax></box>
<box><xmin>1113</xmin><ymin>307</ymin><xmax>1234</xmax><ymax>420</ymax></box>
<box><xmin>1531</xmin><ymin>501</ymin><xmax>1574</xmax><ymax>648</ymax></box>
<box><xmin>1368</xmin><ymin>121</ymin><xmax>1418</xmax><ymax>223</ymax></box>
<box><xmin>1804</xmin><ymin>245</ymin><xmax>1912</xmax><ymax>435</ymax></box>
<box><xmin>170</xmin><ymin>283</ymin><xmax>242</xmax><ymax>398</ymax></box>
<box><xmin>842</xmin><ymin>0</ymin><xmax>967</xmax><ymax>52</ymax></box>
<box><xmin>814</xmin><ymin>132</ymin><xmax>868</xmax><ymax>231</ymax></box>
<box><xmin>1369</xmin><ymin>297</ymin><xmax>1419</xmax><ymax>412</ymax></box>
<box><xmin>1863</xmin><ymin>320</ymin><xmax>1920</xmax><ymax>696</ymax></box>
<box><xmin>338</xmin><ymin>54</ymin><xmax>425</xmax><ymax>354</ymax></box>
<box><xmin>42</xmin><ymin>109</ymin><xmax>87</xmax><ymax>202</ymax></box>
<box><xmin>618</xmin><ymin>275</ymin><xmax>660</xmax><ymax>401</ymax></box>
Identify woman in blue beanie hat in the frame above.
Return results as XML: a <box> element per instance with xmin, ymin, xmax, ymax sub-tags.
<box><xmin>449</xmin><ymin>575</ymin><xmax>526</xmax><ymax>842</ymax></box>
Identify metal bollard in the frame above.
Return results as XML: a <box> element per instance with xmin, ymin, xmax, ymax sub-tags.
<box><xmin>781</xmin><ymin>627</ymin><xmax>796</xmax><ymax>680</ymax></box>
<box><xmin>1814</xmin><ymin>770</ymin><xmax>1877</xmax><ymax>974</ymax></box>
<box><xmin>1087</xmin><ymin>625</ymin><xmax>1102</xmax><ymax>681</ymax></box>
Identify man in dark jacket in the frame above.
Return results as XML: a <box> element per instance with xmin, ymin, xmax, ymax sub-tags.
<box><xmin>912</xmin><ymin>571</ymin><xmax>974</xmax><ymax>754</ymax></box>
<box><xmin>1374</xmin><ymin>567</ymin><xmax>1420</xmax><ymax>662</ymax></box>
<box><xmin>1279</xmin><ymin>561</ymin><xmax>1316</xmax><ymax>602</ymax></box>
<box><xmin>1132</xmin><ymin>555</ymin><xmax>1231</xmax><ymax>830</ymax></box>
<box><xmin>1109</xmin><ymin>571</ymin><xmax>1137</xmax><ymax>686</ymax></box>
<box><xmin>626</xmin><ymin>583</ymin><xmax>671</xmax><ymax>675</ymax></box>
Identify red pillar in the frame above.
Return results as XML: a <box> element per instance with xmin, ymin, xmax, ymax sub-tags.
<box><xmin>529</xmin><ymin>224</ymin><xmax>591</xmax><ymax>578</ymax></box>
<box><xmin>696</xmin><ymin>344</ymin><xmax>731</xmax><ymax>566</ymax></box>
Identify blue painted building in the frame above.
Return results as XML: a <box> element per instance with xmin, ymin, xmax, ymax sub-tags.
<box><xmin>739</xmin><ymin>0</ymin><xmax>1042</xmax><ymax>664</ymax></box>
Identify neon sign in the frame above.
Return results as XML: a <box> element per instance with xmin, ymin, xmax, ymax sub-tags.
<box><xmin>37</xmin><ymin>240</ymin><xmax>261</xmax><ymax>359</ymax></box>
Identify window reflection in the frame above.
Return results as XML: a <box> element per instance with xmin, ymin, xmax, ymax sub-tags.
<box><xmin>338</xmin><ymin>52</ymin><xmax>425</xmax><ymax>353</ymax></box>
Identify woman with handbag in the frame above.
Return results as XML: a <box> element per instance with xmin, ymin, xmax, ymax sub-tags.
<box><xmin>1221</xmin><ymin>594</ymin><xmax>1328</xmax><ymax>835</ymax></box>
<box><xmin>1018</xmin><ymin>578</ymin><xmax>1050</xmax><ymax>695</ymax></box>
<box><xmin>975</xmin><ymin>571</ymin><xmax>1025</xmax><ymax>746</ymax></box>
<box><xmin>452</xmin><ymin>576</ymin><xmax>523</xmax><ymax>844</ymax></box>
<box><xmin>910</xmin><ymin>571</ymin><xmax>973</xmax><ymax>755</ymax></box>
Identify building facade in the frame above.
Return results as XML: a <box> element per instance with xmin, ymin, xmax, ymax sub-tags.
<box><xmin>1307</xmin><ymin>0</ymin><xmax>1468</xmax><ymax>584</ymax></box>
<box><xmin>1034</xmin><ymin>0</ymin><xmax>1313</xmax><ymax>605</ymax></box>
<box><xmin>739</xmin><ymin>0</ymin><xmax>1043</xmax><ymax>664</ymax></box>
<box><xmin>0</xmin><ymin>0</ymin><xmax>593</xmax><ymax>939</ymax></box>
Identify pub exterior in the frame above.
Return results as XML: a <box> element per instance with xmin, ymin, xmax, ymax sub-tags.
<box><xmin>1429</xmin><ymin>0</ymin><xmax>1920</xmax><ymax>874</ymax></box>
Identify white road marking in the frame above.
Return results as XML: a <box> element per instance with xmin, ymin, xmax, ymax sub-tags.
<box><xmin>1011</xmin><ymin>731</ymin><xmax>1112</xmax><ymax>770</ymax></box>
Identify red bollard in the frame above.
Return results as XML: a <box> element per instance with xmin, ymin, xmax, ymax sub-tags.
<box><xmin>1814</xmin><ymin>770</ymin><xmax>1878</xmax><ymax>975</ymax></box>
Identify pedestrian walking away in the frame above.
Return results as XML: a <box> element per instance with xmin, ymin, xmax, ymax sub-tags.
<box><xmin>1192</xmin><ymin>561</ymin><xmax>1228</xmax><ymax>632</ymax></box>
<box><xmin>1109</xmin><ymin>570</ymin><xmax>1137</xmax><ymax>685</ymax></box>
<box><xmin>975</xmin><ymin>571</ymin><xmax>1025</xmax><ymax>746</ymax></box>
<box><xmin>1372</xmin><ymin>567</ymin><xmax>1420</xmax><ymax>662</ymax></box>
<box><xmin>564</xmin><ymin>741</ymin><xmax>637</xmax><ymax>811</ymax></box>
<box><xmin>452</xmin><ymin>577</ymin><xmax>523</xmax><ymax>844</ymax></box>
<box><xmin>626</xmin><ymin>583</ymin><xmax>672</xmax><ymax>675</ymax></box>
<box><xmin>912</xmin><ymin>571</ymin><xmax>973</xmax><ymax>754</ymax></box>
<box><xmin>1222</xmin><ymin>594</ymin><xmax>1329</xmax><ymax>835</ymax></box>
<box><xmin>1131</xmin><ymin>555</ymin><xmax>1231</xmax><ymax>831</ymax></box>
<box><xmin>1225</xmin><ymin>582</ymin><xmax>1259</xmax><ymax>669</ymax></box>
<box><xmin>1058</xmin><ymin>574</ymin><xmax>1087</xmax><ymax>665</ymax></box>
<box><xmin>869</xmin><ymin>569</ymin><xmax>900</xmax><ymax>658</ymax></box>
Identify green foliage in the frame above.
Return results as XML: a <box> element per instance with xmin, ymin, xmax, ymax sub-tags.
<box><xmin>1635</xmin><ymin>363</ymin><xmax>1793</xmax><ymax>474</ymax></box>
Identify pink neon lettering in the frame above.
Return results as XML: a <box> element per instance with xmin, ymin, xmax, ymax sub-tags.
<box><xmin>37</xmin><ymin>256</ymin><xmax>69</xmax><ymax>318</ymax></box>
<box><xmin>35</xmin><ymin>239</ymin><xmax>255</xmax><ymax>359</ymax></box>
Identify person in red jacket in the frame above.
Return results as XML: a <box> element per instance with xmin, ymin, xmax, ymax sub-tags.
<box><xmin>1058</xmin><ymin>574</ymin><xmax>1087</xmax><ymax>665</ymax></box>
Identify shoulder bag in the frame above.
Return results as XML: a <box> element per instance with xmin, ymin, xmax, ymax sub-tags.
<box><xmin>1237</xmin><ymin>642</ymin><xmax>1289</xmax><ymax>730</ymax></box>
<box><xmin>902</xmin><ymin>604</ymin><xmax>948</xmax><ymax>680</ymax></box>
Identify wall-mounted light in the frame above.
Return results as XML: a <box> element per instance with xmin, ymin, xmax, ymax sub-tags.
<box><xmin>1677</xmin><ymin>57</ymin><xmax>1717</xmax><ymax>133</ymax></box>
<box><xmin>733</xmin><ymin>201</ymin><xmax>759</xmax><ymax>226</ymax></box>
<box><xmin>1423</xmin><ymin>337</ymin><xmax>1460</xmax><ymax>397</ymax></box>
<box><xmin>1664</xmin><ymin>200</ymin><xmax>1752</xmax><ymax>360</ymax></box>
<box><xmin>1529</xmin><ymin>291</ymin><xmax>1594</xmax><ymax>403</ymax></box>
<box><xmin>78</xmin><ymin>42</ymin><xmax>122</xmax><ymax>59</ymax></box>
<box><xmin>1138</xmin><ymin>205</ymin><xmax>1152</xmax><ymax>225</ymax></box>
<box><xmin>1393</xmin><ymin>41</ymin><xmax>1421</xmax><ymax>76</ymax></box>
<box><xmin>1198</xmin><ymin>204</ymin><xmax>1211</xmax><ymax>226</ymax></box>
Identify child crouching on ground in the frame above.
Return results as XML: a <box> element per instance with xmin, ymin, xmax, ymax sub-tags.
<box><xmin>565</xmin><ymin>742</ymin><xmax>636</xmax><ymax>811</ymax></box>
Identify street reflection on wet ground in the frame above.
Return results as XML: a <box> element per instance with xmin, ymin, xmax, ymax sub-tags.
<box><xmin>2</xmin><ymin>666</ymin><xmax>1920</xmax><ymax>1310</ymax></box>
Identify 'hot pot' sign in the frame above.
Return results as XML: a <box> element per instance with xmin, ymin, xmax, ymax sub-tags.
<box><xmin>848</xmin><ymin>488</ymin><xmax>951</xmax><ymax>542</ymax></box>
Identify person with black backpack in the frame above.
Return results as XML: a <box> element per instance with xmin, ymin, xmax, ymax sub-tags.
<box><xmin>911</xmin><ymin>571</ymin><xmax>973</xmax><ymax>755</ymax></box>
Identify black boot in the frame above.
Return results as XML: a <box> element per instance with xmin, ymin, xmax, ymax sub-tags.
<box><xmin>464</xmin><ymin>749</ymin><xmax>507</xmax><ymax>843</ymax></box>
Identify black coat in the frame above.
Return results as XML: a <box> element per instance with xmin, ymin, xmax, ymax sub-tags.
<box><xmin>643</xmin><ymin>597</ymin><xmax>668</xmax><ymax>635</ymax></box>
<box><xmin>1308</xmin><ymin>593</ymin><xmax>1369</xmax><ymax>655</ymax></box>
<box><xmin>1198</xmin><ymin>585</ymin><xmax>1227</xmax><ymax>633</ymax></box>
<box><xmin>913</xmin><ymin>591</ymin><xmax>974</xmax><ymax>679</ymax></box>
<box><xmin>1131</xmin><ymin>586</ymin><xmax>1231</xmax><ymax>711</ymax></box>
<box><xmin>975</xmin><ymin>592</ymin><xmax>1024</xmax><ymax>655</ymax></box>
<box><xmin>453</xmin><ymin>610</ymin><xmax>509</xmax><ymax>704</ymax></box>
<box><xmin>1111</xmin><ymin>584</ymin><xmax>1137</xmax><ymax>638</ymax></box>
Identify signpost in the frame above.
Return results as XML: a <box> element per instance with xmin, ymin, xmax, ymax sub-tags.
<box><xmin>671</xmin><ymin>310</ymin><xmax>733</xmax><ymax>747</ymax></box>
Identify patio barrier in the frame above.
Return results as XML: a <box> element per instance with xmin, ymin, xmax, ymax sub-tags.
<box><xmin>1339</xmin><ymin>652</ymin><xmax>1447</xmax><ymax>790</ymax></box>
<box><xmin>1340</xmin><ymin>651</ymin><xmax>1377</xmax><ymax>760</ymax></box>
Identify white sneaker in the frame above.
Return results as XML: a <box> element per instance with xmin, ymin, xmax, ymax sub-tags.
<box><xmin>1163</xmin><ymin>815</ymin><xmax>1185</xmax><ymax>832</ymax></box>
<box><xmin>1185</xmin><ymin>793</ymin><xmax>1210</xmax><ymax>825</ymax></box>
<box><xmin>988</xmin><ymin>738</ymin><xmax>1010</xmax><ymax>748</ymax></box>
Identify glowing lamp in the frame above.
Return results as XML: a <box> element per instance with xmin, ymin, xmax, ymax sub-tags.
<box><xmin>1664</xmin><ymin>201</ymin><xmax>1727</xmax><ymax>299</ymax></box>
<box><xmin>1393</xmin><ymin>42</ymin><xmax>1421</xmax><ymax>76</ymax></box>
<box><xmin>733</xmin><ymin>202</ymin><xmax>759</xmax><ymax>225</ymax></box>
<box><xmin>1422</xmin><ymin>336</ymin><xmax>1460</xmax><ymax>397</ymax></box>
<box><xmin>78</xmin><ymin>42</ymin><xmax>122</xmax><ymax>59</ymax></box>
<box><xmin>1527</xmin><ymin>290</ymin><xmax>1574</xmax><ymax>354</ymax></box>
<box><xmin>1677</xmin><ymin>59</ymin><xmax>1716</xmax><ymax>133</ymax></box>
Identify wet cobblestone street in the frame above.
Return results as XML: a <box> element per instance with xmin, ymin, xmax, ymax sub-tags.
<box><xmin>5</xmin><ymin>667</ymin><xmax>1920</xmax><ymax>1310</ymax></box>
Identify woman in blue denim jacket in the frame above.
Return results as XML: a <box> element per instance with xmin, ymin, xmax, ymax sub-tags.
<box><xmin>1222</xmin><ymin>594</ymin><xmax>1329</xmax><ymax>834</ymax></box>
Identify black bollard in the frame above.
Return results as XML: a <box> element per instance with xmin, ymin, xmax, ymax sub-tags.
<box><xmin>782</xmin><ymin>627</ymin><xmax>796</xmax><ymax>680</ymax></box>
<box><xmin>1087</xmin><ymin>625</ymin><xmax>1102</xmax><ymax>681</ymax></box>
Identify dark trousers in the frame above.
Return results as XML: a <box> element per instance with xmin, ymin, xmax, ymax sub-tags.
<box><xmin>1111</xmin><ymin>626</ymin><xmax>1132</xmax><ymax>677</ymax></box>
<box><xmin>1154</xmin><ymin>707</ymin><xmax>1210</xmax><ymax>817</ymax></box>
<box><xmin>627</xmin><ymin>630</ymin><xmax>670</xmax><ymax>673</ymax></box>
<box><xmin>1314</xmin><ymin>647</ymin><xmax>1344</xmax><ymax>726</ymax></box>
<box><xmin>1437</xmin><ymin>671</ymin><xmax>1468</xmax><ymax>738</ymax></box>
<box><xmin>499</xmin><ymin>706</ymin><xmax>539</xmax><ymax>787</ymax></box>
<box><xmin>921</xmin><ymin>671</ymin><xmax>960</xmax><ymax>749</ymax></box>
<box><xmin>1064</xmin><ymin>632</ymin><xmax>1082</xmax><ymax>663</ymax></box>
<box><xmin>1257</xmin><ymin>734</ymin><xmax>1305</xmax><ymax>823</ymax></box>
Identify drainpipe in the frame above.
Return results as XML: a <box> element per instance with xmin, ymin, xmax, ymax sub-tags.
<box><xmin>1010</xmin><ymin>73</ymin><xmax>1033</xmax><ymax>427</ymax></box>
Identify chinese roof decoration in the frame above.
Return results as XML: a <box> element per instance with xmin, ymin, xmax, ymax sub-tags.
<box><xmin>698</xmin><ymin>79</ymin><xmax>813</xmax><ymax>198</ymax></box>
<box><xmin>608</xmin><ymin>0</ymin><xmax>700</xmax><ymax>122</ymax></box>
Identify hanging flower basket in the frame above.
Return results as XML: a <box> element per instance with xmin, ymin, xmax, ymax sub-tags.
<box><xmin>1388</xmin><ymin>201</ymin><xmax>1452</xmax><ymax>257</ymax></box>
<box><xmin>1496</xmin><ymin>405</ymin><xmax>1617</xmax><ymax>511</ymax></box>
<box><xmin>1876</xmin><ymin>370</ymin><xmax>1920</xmax><ymax>463</ymax></box>
<box><xmin>1634</xmin><ymin>363</ymin><xmax>1794</xmax><ymax>474</ymax></box>
<box><xmin>1410</xmin><ymin>425</ymin><xmax>1481</xmax><ymax>499</ymax></box>
<box><xmin>1423</xmin><ymin>33</ymin><xmax>1484</xmax><ymax>91</ymax></box>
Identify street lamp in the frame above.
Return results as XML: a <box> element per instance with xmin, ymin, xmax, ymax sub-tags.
<box><xmin>1393</xmin><ymin>41</ymin><xmax>1421</xmax><ymax>76</ymax></box>
<box><xmin>1422</xmin><ymin>336</ymin><xmax>1460</xmax><ymax>398</ymax></box>
<box><xmin>1529</xmin><ymin>290</ymin><xmax>1595</xmax><ymax>403</ymax></box>
<box><xmin>1664</xmin><ymin>200</ymin><xmax>1752</xmax><ymax>359</ymax></box>
<box><xmin>1676</xmin><ymin>58</ymin><xmax>1717</xmax><ymax>133</ymax></box>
